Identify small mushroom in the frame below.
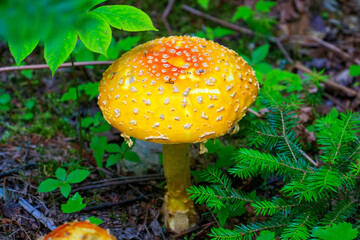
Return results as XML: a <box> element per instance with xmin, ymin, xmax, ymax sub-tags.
<box><xmin>38</xmin><ymin>221</ymin><xmax>116</xmax><ymax>240</ymax></box>
<box><xmin>98</xmin><ymin>36</ymin><xmax>259</xmax><ymax>233</ymax></box>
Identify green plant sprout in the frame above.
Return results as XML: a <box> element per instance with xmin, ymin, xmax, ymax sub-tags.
<box><xmin>232</xmin><ymin>1</ymin><xmax>277</xmax><ymax>35</ymax></box>
<box><xmin>38</xmin><ymin>168</ymin><xmax>90</xmax><ymax>198</ymax></box>
<box><xmin>61</xmin><ymin>192</ymin><xmax>87</xmax><ymax>213</ymax></box>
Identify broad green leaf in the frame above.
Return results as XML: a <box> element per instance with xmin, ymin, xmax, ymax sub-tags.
<box><xmin>205</xmin><ymin>139</ymin><xmax>223</xmax><ymax>154</ymax></box>
<box><xmin>197</xmin><ymin>0</ymin><xmax>210</xmax><ymax>10</ymax></box>
<box><xmin>61</xmin><ymin>192</ymin><xmax>86</xmax><ymax>213</ymax></box>
<box><xmin>105</xmin><ymin>143</ymin><xmax>123</xmax><ymax>153</ymax></box>
<box><xmin>124</xmin><ymin>151</ymin><xmax>141</xmax><ymax>163</ymax></box>
<box><xmin>9</xmin><ymin>38</ymin><xmax>39</xmax><ymax>66</ymax></box>
<box><xmin>257</xmin><ymin>230</ymin><xmax>275</xmax><ymax>240</ymax></box>
<box><xmin>90</xmin><ymin>136</ymin><xmax>107</xmax><ymax>150</ymax></box>
<box><xmin>0</xmin><ymin>94</ymin><xmax>11</xmax><ymax>105</ymax></box>
<box><xmin>76</xmin><ymin>12</ymin><xmax>111</xmax><ymax>56</ymax></box>
<box><xmin>25</xmin><ymin>99</ymin><xmax>35</xmax><ymax>110</ymax></box>
<box><xmin>55</xmin><ymin>168</ymin><xmax>67</xmax><ymax>181</ymax></box>
<box><xmin>254</xmin><ymin>62</ymin><xmax>273</xmax><ymax>74</ymax></box>
<box><xmin>73</xmin><ymin>41</ymin><xmax>95</xmax><ymax>64</ymax></box>
<box><xmin>252</xmin><ymin>44</ymin><xmax>270</xmax><ymax>64</ymax></box>
<box><xmin>66</xmin><ymin>169</ymin><xmax>90</xmax><ymax>184</ymax></box>
<box><xmin>349</xmin><ymin>65</ymin><xmax>360</xmax><ymax>76</ymax></box>
<box><xmin>22</xmin><ymin>112</ymin><xmax>34</xmax><ymax>121</ymax></box>
<box><xmin>60</xmin><ymin>183</ymin><xmax>71</xmax><ymax>198</ymax></box>
<box><xmin>38</xmin><ymin>179</ymin><xmax>62</xmax><ymax>193</ymax></box>
<box><xmin>213</xmin><ymin>27</ymin><xmax>235</xmax><ymax>38</ymax></box>
<box><xmin>45</xmin><ymin>29</ymin><xmax>78</xmax><ymax>76</ymax></box>
<box><xmin>216</xmin><ymin>207</ymin><xmax>229</xmax><ymax>226</ymax></box>
<box><xmin>117</xmin><ymin>36</ymin><xmax>141</xmax><ymax>51</ymax></box>
<box><xmin>87</xmin><ymin>216</ymin><xmax>103</xmax><ymax>225</ymax></box>
<box><xmin>255</xmin><ymin>1</ymin><xmax>276</xmax><ymax>13</ymax></box>
<box><xmin>82</xmin><ymin>117</ymin><xmax>95</xmax><ymax>128</ymax></box>
<box><xmin>92</xmin><ymin>5</ymin><xmax>157</xmax><ymax>32</ymax></box>
<box><xmin>313</xmin><ymin>222</ymin><xmax>358</xmax><ymax>240</ymax></box>
<box><xmin>106</xmin><ymin>154</ymin><xmax>122</xmax><ymax>167</ymax></box>
<box><xmin>82</xmin><ymin>82</ymin><xmax>99</xmax><ymax>100</ymax></box>
<box><xmin>61</xmin><ymin>88</ymin><xmax>78</xmax><ymax>102</ymax></box>
<box><xmin>232</xmin><ymin>6</ymin><xmax>253</xmax><ymax>22</ymax></box>
<box><xmin>91</xmin><ymin>122</ymin><xmax>111</xmax><ymax>133</ymax></box>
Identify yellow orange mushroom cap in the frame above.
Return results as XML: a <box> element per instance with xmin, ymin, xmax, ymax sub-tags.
<box><xmin>98</xmin><ymin>36</ymin><xmax>259</xmax><ymax>144</ymax></box>
<box><xmin>40</xmin><ymin>221</ymin><xmax>117</xmax><ymax>240</ymax></box>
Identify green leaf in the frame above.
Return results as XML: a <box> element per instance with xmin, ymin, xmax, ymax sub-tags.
<box><xmin>76</xmin><ymin>12</ymin><xmax>111</xmax><ymax>56</ymax></box>
<box><xmin>38</xmin><ymin>179</ymin><xmax>62</xmax><ymax>193</ymax></box>
<box><xmin>213</xmin><ymin>27</ymin><xmax>235</xmax><ymax>38</ymax></box>
<box><xmin>349</xmin><ymin>65</ymin><xmax>360</xmax><ymax>77</ymax></box>
<box><xmin>60</xmin><ymin>183</ymin><xmax>71</xmax><ymax>198</ymax></box>
<box><xmin>61</xmin><ymin>192</ymin><xmax>87</xmax><ymax>213</ymax></box>
<box><xmin>87</xmin><ymin>216</ymin><xmax>103</xmax><ymax>225</ymax></box>
<box><xmin>82</xmin><ymin>82</ymin><xmax>99</xmax><ymax>100</ymax></box>
<box><xmin>91</xmin><ymin>122</ymin><xmax>111</xmax><ymax>133</ymax></box>
<box><xmin>255</xmin><ymin>1</ymin><xmax>276</xmax><ymax>13</ymax></box>
<box><xmin>232</xmin><ymin>6</ymin><xmax>253</xmax><ymax>22</ymax></box>
<box><xmin>22</xmin><ymin>112</ymin><xmax>34</xmax><ymax>121</ymax></box>
<box><xmin>254</xmin><ymin>62</ymin><xmax>273</xmax><ymax>74</ymax></box>
<box><xmin>44</xmin><ymin>29</ymin><xmax>78</xmax><ymax>76</ymax></box>
<box><xmin>252</xmin><ymin>44</ymin><xmax>269</xmax><ymax>64</ymax></box>
<box><xmin>66</xmin><ymin>169</ymin><xmax>90</xmax><ymax>184</ymax></box>
<box><xmin>116</xmin><ymin>36</ymin><xmax>141</xmax><ymax>51</ymax></box>
<box><xmin>24</xmin><ymin>99</ymin><xmax>35</xmax><ymax>110</ymax></box>
<box><xmin>205</xmin><ymin>139</ymin><xmax>223</xmax><ymax>154</ymax></box>
<box><xmin>257</xmin><ymin>230</ymin><xmax>275</xmax><ymax>240</ymax></box>
<box><xmin>0</xmin><ymin>94</ymin><xmax>11</xmax><ymax>105</ymax></box>
<box><xmin>55</xmin><ymin>168</ymin><xmax>67</xmax><ymax>181</ymax></box>
<box><xmin>92</xmin><ymin>5</ymin><xmax>157</xmax><ymax>32</ymax></box>
<box><xmin>216</xmin><ymin>207</ymin><xmax>229</xmax><ymax>227</ymax></box>
<box><xmin>124</xmin><ymin>151</ymin><xmax>141</xmax><ymax>163</ymax></box>
<box><xmin>61</xmin><ymin>88</ymin><xmax>78</xmax><ymax>102</ymax></box>
<box><xmin>105</xmin><ymin>143</ymin><xmax>123</xmax><ymax>153</ymax></box>
<box><xmin>106</xmin><ymin>154</ymin><xmax>122</xmax><ymax>167</ymax></box>
<box><xmin>90</xmin><ymin>136</ymin><xmax>107</xmax><ymax>150</ymax></box>
<box><xmin>8</xmin><ymin>38</ymin><xmax>39</xmax><ymax>66</ymax></box>
<box><xmin>313</xmin><ymin>223</ymin><xmax>358</xmax><ymax>240</ymax></box>
<box><xmin>197</xmin><ymin>0</ymin><xmax>210</xmax><ymax>10</ymax></box>
<box><xmin>82</xmin><ymin>117</ymin><xmax>95</xmax><ymax>128</ymax></box>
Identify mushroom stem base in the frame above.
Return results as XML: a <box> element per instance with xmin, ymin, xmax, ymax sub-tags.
<box><xmin>162</xmin><ymin>144</ymin><xmax>197</xmax><ymax>233</ymax></box>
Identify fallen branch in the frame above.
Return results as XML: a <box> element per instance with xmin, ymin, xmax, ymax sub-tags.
<box><xmin>0</xmin><ymin>61</ymin><xmax>114</xmax><ymax>73</ymax></box>
<box><xmin>162</xmin><ymin>0</ymin><xmax>176</xmax><ymax>35</ymax></box>
<box><xmin>181</xmin><ymin>4</ymin><xmax>294</xmax><ymax>64</ymax></box>
<box><xmin>80</xmin><ymin>195</ymin><xmax>152</xmax><ymax>212</ymax></box>
<box><xmin>65</xmin><ymin>174</ymin><xmax>164</xmax><ymax>194</ymax></box>
<box><xmin>295</xmin><ymin>61</ymin><xmax>359</xmax><ymax>97</ymax></box>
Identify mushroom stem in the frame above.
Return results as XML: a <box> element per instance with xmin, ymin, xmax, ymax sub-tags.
<box><xmin>162</xmin><ymin>143</ymin><xmax>197</xmax><ymax>233</ymax></box>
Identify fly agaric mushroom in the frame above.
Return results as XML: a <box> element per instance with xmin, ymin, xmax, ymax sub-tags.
<box><xmin>98</xmin><ymin>36</ymin><xmax>258</xmax><ymax>232</ymax></box>
<box><xmin>38</xmin><ymin>221</ymin><xmax>117</xmax><ymax>240</ymax></box>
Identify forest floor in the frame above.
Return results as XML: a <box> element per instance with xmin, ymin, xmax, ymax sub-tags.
<box><xmin>1</xmin><ymin>0</ymin><xmax>360</xmax><ymax>239</ymax></box>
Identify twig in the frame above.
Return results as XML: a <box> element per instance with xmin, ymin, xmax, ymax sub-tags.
<box><xmin>172</xmin><ymin>222</ymin><xmax>214</xmax><ymax>238</ymax></box>
<box><xmin>162</xmin><ymin>0</ymin><xmax>176</xmax><ymax>35</ymax></box>
<box><xmin>0</xmin><ymin>163</ymin><xmax>38</xmax><ymax>178</ymax></box>
<box><xmin>325</xmin><ymin>93</ymin><xmax>348</xmax><ymax>111</ymax></box>
<box><xmin>181</xmin><ymin>4</ymin><xmax>294</xmax><ymax>64</ymax></box>
<box><xmin>80</xmin><ymin>195</ymin><xmax>151</xmax><ymax>212</ymax></box>
<box><xmin>247</xmin><ymin>108</ymin><xmax>262</xmax><ymax>118</ymax></box>
<box><xmin>182</xmin><ymin>4</ymin><xmax>255</xmax><ymax>36</ymax></box>
<box><xmin>289</xmin><ymin>36</ymin><xmax>360</xmax><ymax>65</ymax></box>
<box><xmin>67</xmin><ymin>175</ymin><xmax>165</xmax><ymax>193</ymax></box>
<box><xmin>13</xmin><ymin>219</ymin><xmax>31</xmax><ymax>240</ymax></box>
<box><xmin>295</xmin><ymin>61</ymin><xmax>360</xmax><ymax>97</ymax></box>
<box><xmin>0</xmin><ymin>61</ymin><xmax>114</xmax><ymax>73</ymax></box>
<box><xmin>18</xmin><ymin>197</ymin><xmax>57</xmax><ymax>231</ymax></box>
